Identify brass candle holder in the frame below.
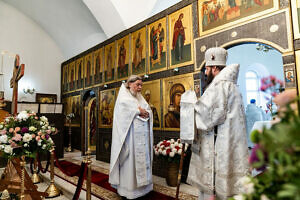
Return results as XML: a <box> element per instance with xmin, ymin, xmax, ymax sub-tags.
<box><xmin>45</xmin><ymin>147</ymin><xmax>60</xmax><ymax>198</ymax></box>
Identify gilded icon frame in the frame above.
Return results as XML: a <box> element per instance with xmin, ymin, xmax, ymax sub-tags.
<box><xmin>99</xmin><ymin>88</ymin><xmax>116</xmax><ymax>128</ymax></box>
<box><xmin>148</xmin><ymin>17</ymin><xmax>167</xmax><ymax>74</ymax></box>
<box><xmin>291</xmin><ymin>0</ymin><xmax>300</xmax><ymax>39</ymax></box>
<box><xmin>141</xmin><ymin>80</ymin><xmax>161</xmax><ymax>129</ymax></box>
<box><xmin>117</xmin><ymin>36</ymin><xmax>130</xmax><ymax>81</ymax></box>
<box><xmin>168</xmin><ymin>5</ymin><xmax>194</xmax><ymax>69</ymax></box>
<box><xmin>131</xmin><ymin>28</ymin><xmax>147</xmax><ymax>76</ymax></box>
<box><xmin>198</xmin><ymin>0</ymin><xmax>279</xmax><ymax>36</ymax></box>
<box><xmin>162</xmin><ymin>73</ymin><xmax>194</xmax><ymax>131</ymax></box>
<box><xmin>104</xmin><ymin>42</ymin><xmax>116</xmax><ymax>83</ymax></box>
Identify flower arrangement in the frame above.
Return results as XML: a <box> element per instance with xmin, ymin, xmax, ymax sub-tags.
<box><xmin>229</xmin><ymin>87</ymin><xmax>300</xmax><ymax>199</ymax></box>
<box><xmin>0</xmin><ymin>110</ymin><xmax>57</xmax><ymax>159</ymax></box>
<box><xmin>154</xmin><ymin>139</ymin><xmax>188</xmax><ymax>163</ymax></box>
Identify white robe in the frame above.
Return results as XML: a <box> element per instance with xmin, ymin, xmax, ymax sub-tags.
<box><xmin>185</xmin><ymin>64</ymin><xmax>249</xmax><ymax>200</ymax></box>
<box><xmin>109</xmin><ymin>84</ymin><xmax>153</xmax><ymax>199</ymax></box>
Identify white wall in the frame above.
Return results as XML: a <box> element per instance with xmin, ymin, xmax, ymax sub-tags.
<box><xmin>0</xmin><ymin>1</ymin><xmax>63</xmax><ymax>103</ymax></box>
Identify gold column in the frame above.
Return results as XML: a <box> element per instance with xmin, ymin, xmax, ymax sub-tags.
<box><xmin>85</xmin><ymin>148</ymin><xmax>92</xmax><ymax>200</ymax></box>
<box><xmin>45</xmin><ymin>147</ymin><xmax>60</xmax><ymax>198</ymax></box>
<box><xmin>31</xmin><ymin>157</ymin><xmax>41</xmax><ymax>184</ymax></box>
<box><xmin>20</xmin><ymin>156</ymin><xmax>25</xmax><ymax>200</ymax></box>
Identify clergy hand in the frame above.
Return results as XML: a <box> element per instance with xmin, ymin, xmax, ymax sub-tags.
<box><xmin>138</xmin><ymin>107</ymin><xmax>149</xmax><ymax>119</ymax></box>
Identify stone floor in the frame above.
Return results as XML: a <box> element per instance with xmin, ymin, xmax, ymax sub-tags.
<box><xmin>0</xmin><ymin>150</ymin><xmax>199</xmax><ymax>199</ymax></box>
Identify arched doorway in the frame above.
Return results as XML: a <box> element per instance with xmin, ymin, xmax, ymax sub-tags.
<box><xmin>226</xmin><ymin>42</ymin><xmax>285</xmax><ymax>148</ymax></box>
<box><xmin>82</xmin><ymin>90</ymin><xmax>97</xmax><ymax>154</ymax></box>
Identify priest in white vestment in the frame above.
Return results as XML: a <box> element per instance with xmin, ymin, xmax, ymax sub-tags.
<box><xmin>181</xmin><ymin>47</ymin><xmax>249</xmax><ymax>200</ymax></box>
<box><xmin>109</xmin><ymin>75</ymin><xmax>153</xmax><ymax>199</ymax></box>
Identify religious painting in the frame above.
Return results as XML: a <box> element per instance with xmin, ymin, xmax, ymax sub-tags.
<box><xmin>291</xmin><ymin>0</ymin><xmax>300</xmax><ymax>39</ymax></box>
<box><xmin>93</xmin><ymin>48</ymin><xmax>103</xmax><ymax>85</ymax></box>
<box><xmin>99</xmin><ymin>89</ymin><xmax>115</xmax><ymax>128</ymax></box>
<box><xmin>117</xmin><ymin>36</ymin><xmax>129</xmax><ymax>80</ymax></box>
<box><xmin>68</xmin><ymin>61</ymin><xmax>76</xmax><ymax>92</ymax></box>
<box><xmin>36</xmin><ymin>93</ymin><xmax>57</xmax><ymax>103</ymax></box>
<box><xmin>168</xmin><ymin>5</ymin><xmax>193</xmax><ymax>69</ymax></box>
<box><xmin>131</xmin><ymin>28</ymin><xmax>146</xmax><ymax>76</ymax></box>
<box><xmin>142</xmin><ymin>80</ymin><xmax>161</xmax><ymax>129</ymax></box>
<box><xmin>283</xmin><ymin>64</ymin><xmax>296</xmax><ymax>88</ymax></box>
<box><xmin>104</xmin><ymin>42</ymin><xmax>116</xmax><ymax>82</ymax></box>
<box><xmin>76</xmin><ymin>58</ymin><xmax>84</xmax><ymax>89</ymax></box>
<box><xmin>194</xmin><ymin>79</ymin><xmax>201</xmax><ymax>100</ymax></box>
<box><xmin>84</xmin><ymin>53</ymin><xmax>94</xmax><ymax>88</ymax></box>
<box><xmin>62</xmin><ymin>64</ymin><xmax>69</xmax><ymax>93</ymax></box>
<box><xmin>162</xmin><ymin>73</ymin><xmax>194</xmax><ymax>130</ymax></box>
<box><xmin>70</xmin><ymin>95</ymin><xmax>81</xmax><ymax>124</ymax></box>
<box><xmin>198</xmin><ymin>0</ymin><xmax>279</xmax><ymax>36</ymax></box>
<box><xmin>148</xmin><ymin>17</ymin><xmax>167</xmax><ymax>74</ymax></box>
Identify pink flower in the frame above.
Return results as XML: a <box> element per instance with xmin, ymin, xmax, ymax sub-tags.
<box><xmin>10</xmin><ymin>142</ymin><xmax>18</xmax><ymax>148</ymax></box>
<box><xmin>260</xmin><ymin>85</ymin><xmax>267</xmax><ymax>91</ymax></box>
<box><xmin>41</xmin><ymin>135</ymin><xmax>45</xmax><ymax>139</ymax></box>
<box><xmin>12</xmin><ymin>134</ymin><xmax>22</xmax><ymax>141</ymax></box>
<box><xmin>273</xmin><ymin>89</ymin><xmax>297</xmax><ymax>107</ymax></box>
<box><xmin>9</xmin><ymin>128</ymin><xmax>14</xmax><ymax>133</ymax></box>
<box><xmin>46</xmin><ymin>130</ymin><xmax>51</xmax><ymax>134</ymax></box>
<box><xmin>270</xmin><ymin>75</ymin><xmax>276</xmax><ymax>81</ymax></box>
<box><xmin>38</xmin><ymin>131</ymin><xmax>42</xmax><ymax>136</ymax></box>
<box><xmin>0</xmin><ymin>130</ymin><xmax>7</xmax><ymax>135</ymax></box>
<box><xmin>36</xmin><ymin>136</ymin><xmax>40</xmax><ymax>141</ymax></box>
<box><xmin>31</xmin><ymin>134</ymin><xmax>36</xmax><ymax>138</ymax></box>
<box><xmin>35</xmin><ymin>116</ymin><xmax>38</xmax><ymax>119</ymax></box>
<box><xmin>15</xmin><ymin>127</ymin><xmax>20</xmax><ymax>132</ymax></box>
<box><xmin>271</xmin><ymin>92</ymin><xmax>277</xmax><ymax>97</ymax></box>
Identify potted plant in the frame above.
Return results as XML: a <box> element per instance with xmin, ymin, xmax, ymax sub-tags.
<box><xmin>154</xmin><ymin>138</ymin><xmax>188</xmax><ymax>187</ymax></box>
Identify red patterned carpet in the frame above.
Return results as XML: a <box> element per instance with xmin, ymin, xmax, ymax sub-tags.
<box><xmin>58</xmin><ymin>160</ymin><xmax>177</xmax><ymax>199</ymax></box>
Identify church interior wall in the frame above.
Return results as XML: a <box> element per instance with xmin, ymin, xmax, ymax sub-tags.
<box><xmin>0</xmin><ymin>1</ymin><xmax>64</xmax><ymax>103</ymax></box>
<box><xmin>61</xmin><ymin>0</ymin><xmax>299</xmax><ymax>178</ymax></box>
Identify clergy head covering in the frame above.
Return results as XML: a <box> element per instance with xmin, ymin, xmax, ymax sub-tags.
<box><xmin>205</xmin><ymin>47</ymin><xmax>228</xmax><ymax>67</ymax></box>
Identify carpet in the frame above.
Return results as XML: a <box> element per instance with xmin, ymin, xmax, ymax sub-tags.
<box><xmin>53</xmin><ymin>159</ymin><xmax>197</xmax><ymax>200</ymax></box>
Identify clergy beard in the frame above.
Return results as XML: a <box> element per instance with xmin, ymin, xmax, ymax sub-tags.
<box><xmin>129</xmin><ymin>88</ymin><xmax>138</xmax><ymax>97</ymax></box>
<box><xmin>206</xmin><ymin>70</ymin><xmax>214</xmax><ymax>86</ymax></box>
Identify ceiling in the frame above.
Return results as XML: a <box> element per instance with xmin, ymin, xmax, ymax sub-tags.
<box><xmin>3</xmin><ymin>0</ymin><xmax>180</xmax><ymax>60</ymax></box>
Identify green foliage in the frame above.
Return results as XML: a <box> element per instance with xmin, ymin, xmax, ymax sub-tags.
<box><xmin>238</xmin><ymin>102</ymin><xmax>300</xmax><ymax>200</ymax></box>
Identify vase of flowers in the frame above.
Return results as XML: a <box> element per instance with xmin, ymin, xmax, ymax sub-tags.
<box><xmin>154</xmin><ymin>138</ymin><xmax>188</xmax><ymax>187</ymax></box>
<box><xmin>0</xmin><ymin>110</ymin><xmax>57</xmax><ymax>159</ymax></box>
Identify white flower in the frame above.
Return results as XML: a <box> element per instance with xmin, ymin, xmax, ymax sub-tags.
<box><xmin>40</xmin><ymin>116</ymin><xmax>48</xmax><ymax>122</ymax></box>
<box><xmin>24</xmin><ymin>143</ymin><xmax>28</xmax><ymax>147</ymax></box>
<box><xmin>17</xmin><ymin>111</ymin><xmax>29</xmax><ymax>121</ymax></box>
<box><xmin>239</xmin><ymin>176</ymin><xmax>255</xmax><ymax>194</ymax></box>
<box><xmin>23</xmin><ymin>133</ymin><xmax>32</xmax><ymax>142</ymax></box>
<box><xmin>48</xmin><ymin>138</ymin><xmax>53</xmax><ymax>144</ymax></box>
<box><xmin>233</xmin><ymin>194</ymin><xmax>245</xmax><ymax>200</ymax></box>
<box><xmin>155</xmin><ymin>151</ymin><xmax>159</xmax><ymax>156</ymax></box>
<box><xmin>162</xmin><ymin>150</ymin><xmax>167</xmax><ymax>156</ymax></box>
<box><xmin>178</xmin><ymin>143</ymin><xmax>183</xmax><ymax>148</ymax></box>
<box><xmin>0</xmin><ymin>124</ymin><xmax>3</xmax><ymax>129</ymax></box>
<box><xmin>40</xmin><ymin>122</ymin><xmax>44</xmax><ymax>126</ymax></box>
<box><xmin>177</xmin><ymin>149</ymin><xmax>182</xmax><ymax>155</ymax></box>
<box><xmin>169</xmin><ymin>152</ymin><xmax>175</xmax><ymax>157</ymax></box>
<box><xmin>42</xmin><ymin>126</ymin><xmax>46</xmax><ymax>130</ymax></box>
<box><xmin>4</xmin><ymin>145</ymin><xmax>12</xmax><ymax>154</ymax></box>
<box><xmin>51</xmin><ymin>127</ymin><xmax>56</xmax><ymax>132</ymax></box>
<box><xmin>42</xmin><ymin>144</ymin><xmax>46</xmax><ymax>149</ymax></box>
<box><xmin>0</xmin><ymin>135</ymin><xmax>8</xmax><ymax>143</ymax></box>
<box><xmin>170</xmin><ymin>139</ymin><xmax>175</xmax><ymax>143</ymax></box>
<box><xmin>5</xmin><ymin>118</ymin><xmax>10</xmax><ymax>122</ymax></box>
<box><xmin>261</xmin><ymin>194</ymin><xmax>270</xmax><ymax>200</ymax></box>
<box><xmin>38</xmin><ymin>141</ymin><xmax>42</xmax><ymax>146</ymax></box>
<box><xmin>29</xmin><ymin>126</ymin><xmax>37</xmax><ymax>132</ymax></box>
<box><xmin>239</xmin><ymin>176</ymin><xmax>252</xmax><ymax>186</ymax></box>
<box><xmin>170</xmin><ymin>144</ymin><xmax>175</xmax><ymax>149</ymax></box>
<box><xmin>0</xmin><ymin>145</ymin><xmax>4</xmax><ymax>150</ymax></box>
<box><xmin>158</xmin><ymin>149</ymin><xmax>162</xmax><ymax>153</ymax></box>
<box><xmin>174</xmin><ymin>142</ymin><xmax>179</xmax><ymax>146</ymax></box>
<box><xmin>172</xmin><ymin>148</ymin><xmax>177</xmax><ymax>153</ymax></box>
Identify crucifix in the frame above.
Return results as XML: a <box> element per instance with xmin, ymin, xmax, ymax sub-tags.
<box><xmin>10</xmin><ymin>54</ymin><xmax>24</xmax><ymax>115</ymax></box>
